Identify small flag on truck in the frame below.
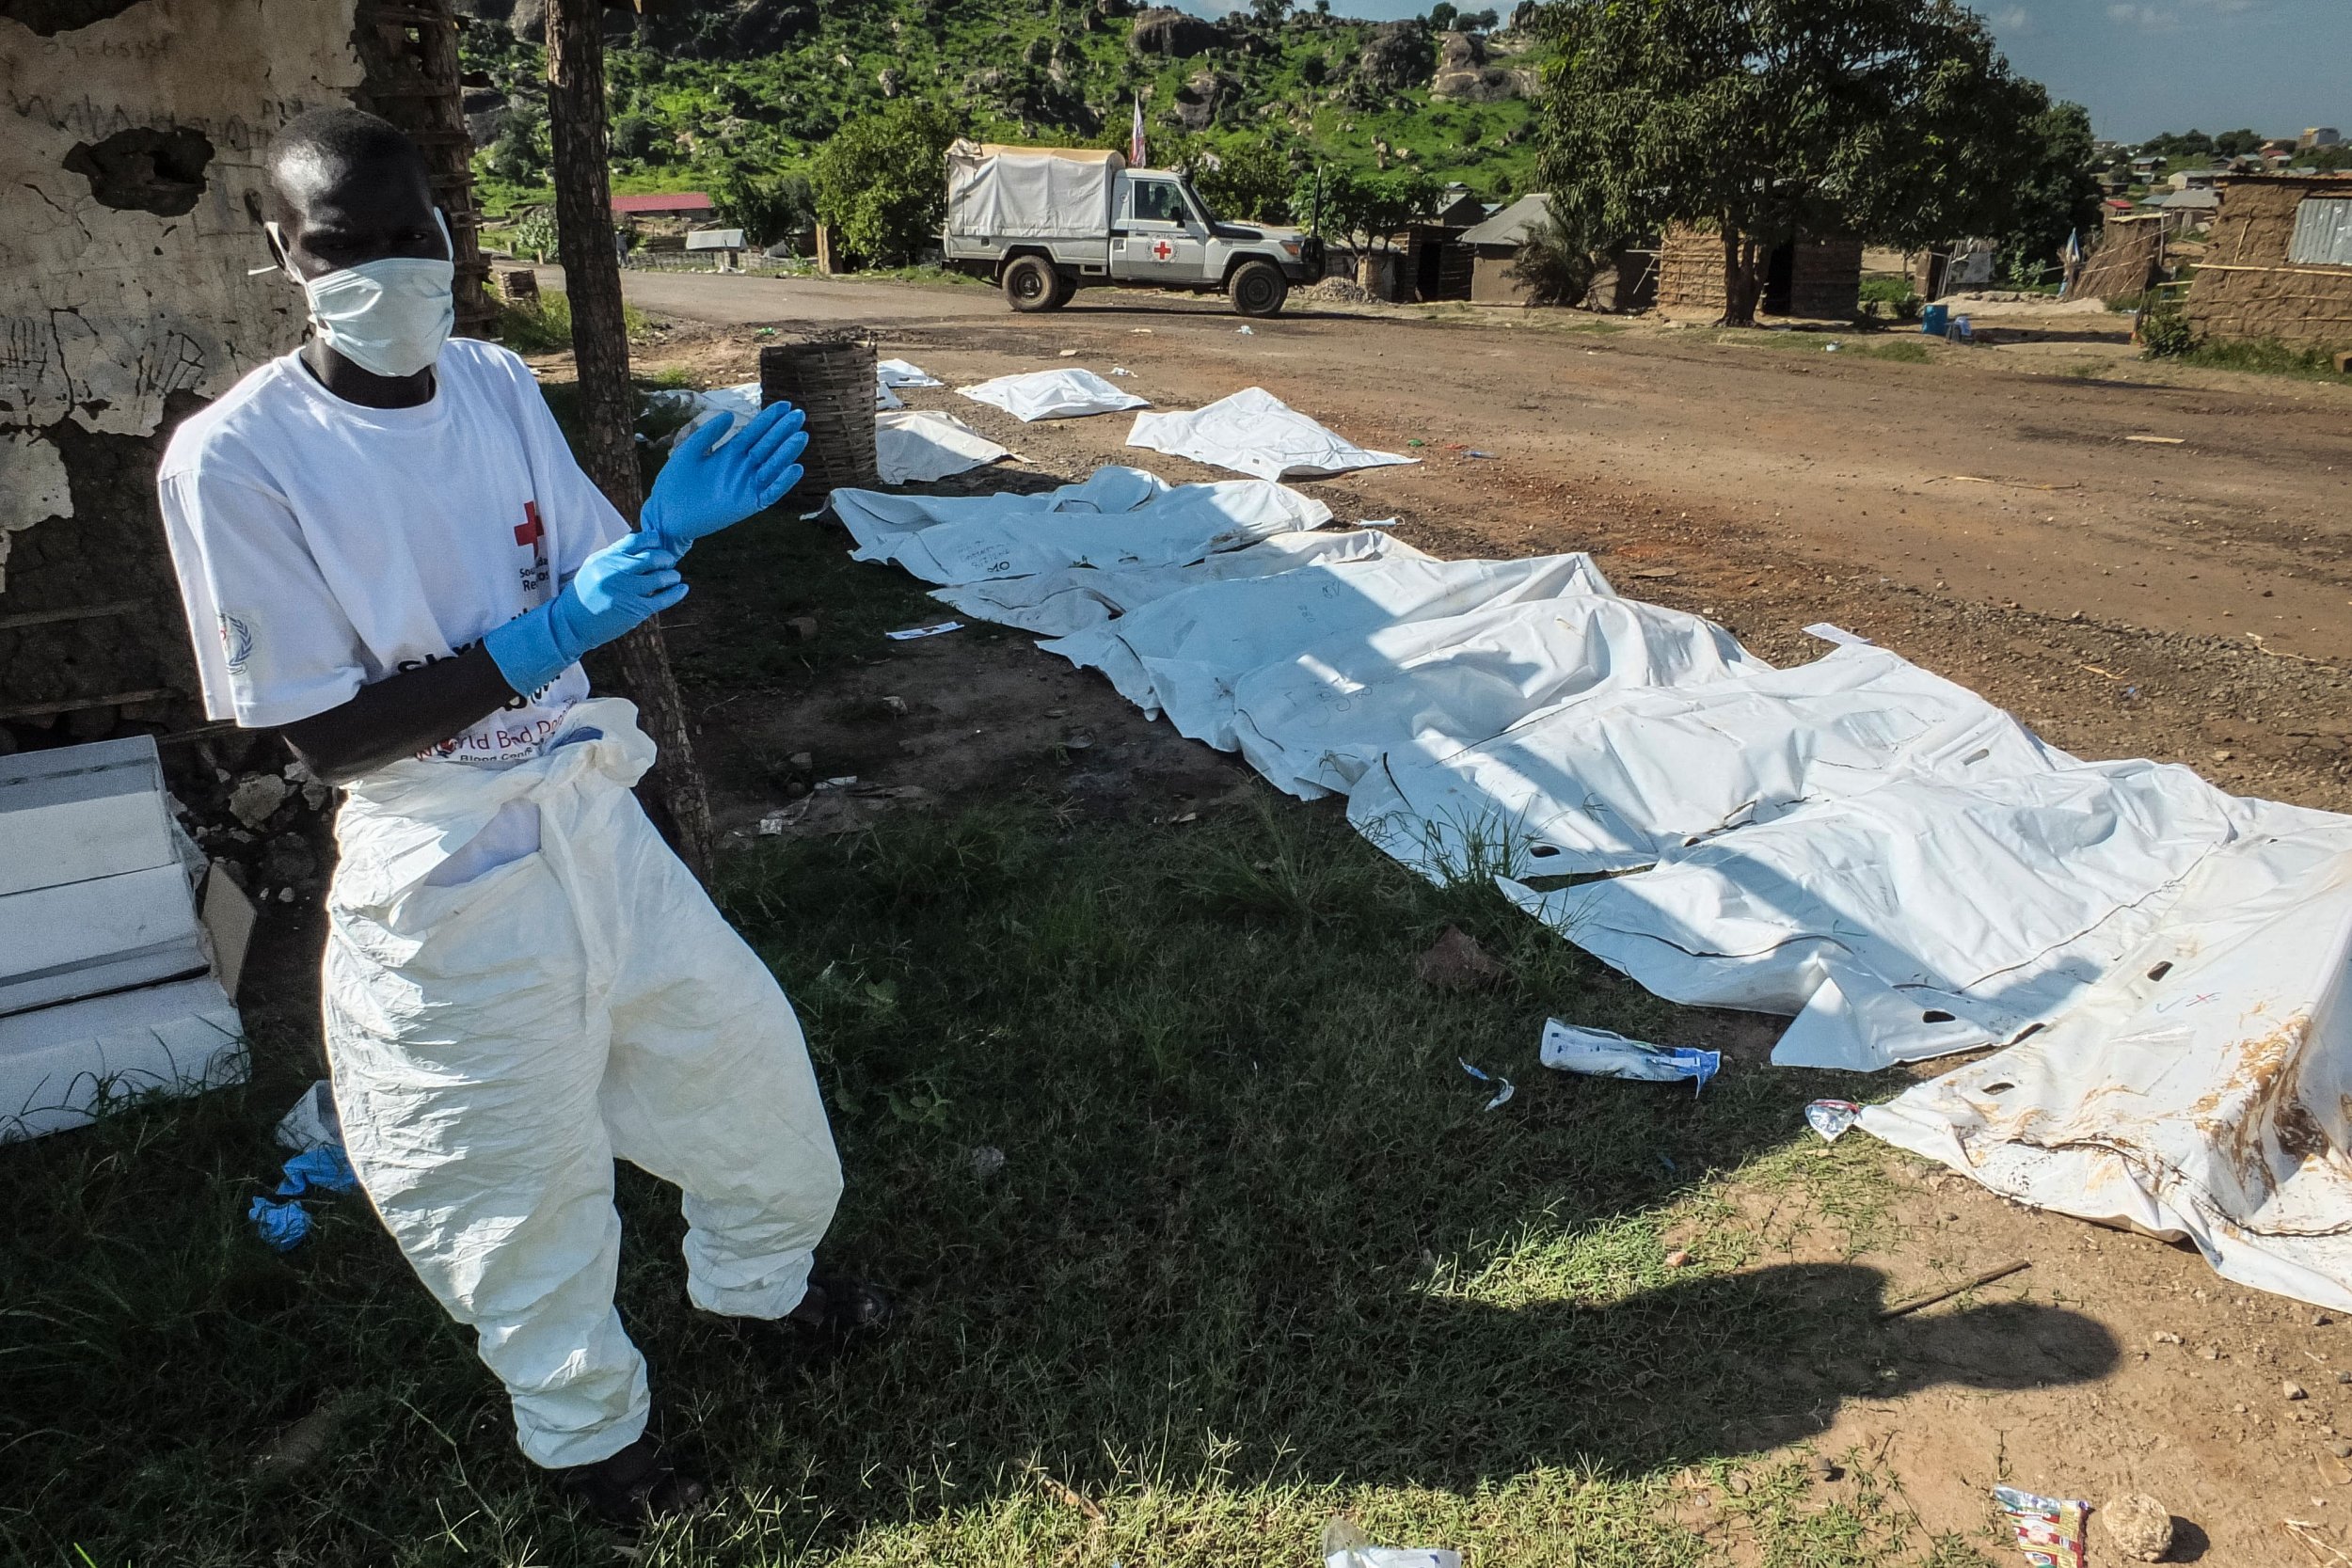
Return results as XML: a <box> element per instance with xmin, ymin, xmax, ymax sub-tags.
<box><xmin>1131</xmin><ymin>99</ymin><xmax>1146</xmax><ymax>168</ymax></box>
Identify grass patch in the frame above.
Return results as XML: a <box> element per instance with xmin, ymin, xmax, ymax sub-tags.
<box><xmin>2171</xmin><ymin>337</ymin><xmax>2351</xmax><ymax>380</ymax></box>
<box><xmin>491</xmin><ymin>289</ymin><xmax>659</xmax><ymax>355</ymax></box>
<box><xmin>2</xmin><ymin>785</ymin><xmax>1983</xmax><ymax>1566</ymax></box>
<box><xmin>1718</xmin><ymin>330</ymin><xmax>1935</xmax><ymax>364</ymax></box>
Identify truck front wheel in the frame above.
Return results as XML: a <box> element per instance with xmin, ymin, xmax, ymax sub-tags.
<box><xmin>1003</xmin><ymin>255</ymin><xmax>1064</xmax><ymax>312</ymax></box>
<box><xmin>1229</xmin><ymin>260</ymin><xmax>1288</xmax><ymax>318</ymax></box>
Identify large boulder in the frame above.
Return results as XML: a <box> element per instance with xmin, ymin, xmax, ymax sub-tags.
<box><xmin>1130</xmin><ymin>6</ymin><xmax>1223</xmax><ymax>57</ymax></box>
<box><xmin>1171</xmin><ymin>69</ymin><xmax>1238</xmax><ymax>133</ymax></box>
<box><xmin>1357</xmin><ymin>19</ymin><xmax>1431</xmax><ymax>90</ymax></box>
<box><xmin>1431</xmin><ymin>28</ymin><xmax>1534</xmax><ymax>101</ymax></box>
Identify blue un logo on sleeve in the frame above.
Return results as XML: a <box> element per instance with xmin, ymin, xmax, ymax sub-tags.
<box><xmin>219</xmin><ymin>611</ymin><xmax>255</xmax><ymax>673</ymax></box>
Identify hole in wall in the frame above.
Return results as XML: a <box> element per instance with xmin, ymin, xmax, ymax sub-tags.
<box><xmin>61</xmin><ymin>127</ymin><xmax>215</xmax><ymax>218</ymax></box>
<box><xmin>0</xmin><ymin>0</ymin><xmax>147</xmax><ymax>36</ymax></box>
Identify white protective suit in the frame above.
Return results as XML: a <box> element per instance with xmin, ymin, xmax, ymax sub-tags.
<box><xmin>324</xmin><ymin>699</ymin><xmax>841</xmax><ymax>1468</ymax></box>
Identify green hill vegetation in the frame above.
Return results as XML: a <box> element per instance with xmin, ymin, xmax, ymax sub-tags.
<box><xmin>457</xmin><ymin>0</ymin><xmax>1550</xmax><ymax>243</ymax></box>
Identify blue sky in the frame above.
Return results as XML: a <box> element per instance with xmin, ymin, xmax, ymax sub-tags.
<box><xmin>1174</xmin><ymin>0</ymin><xmax>2348</xmax><ymax>142</ymax></box>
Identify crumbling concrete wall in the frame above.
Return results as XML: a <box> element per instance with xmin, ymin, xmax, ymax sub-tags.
<box><xmin>1</xmin><ymin>0</ymin><xmax>363</xmax><ymax>742</ymax></box>
<box><xmin>2185</xmin><ymin>176</ymin><xmax>2352</xmax><ymax>354</ymax></box>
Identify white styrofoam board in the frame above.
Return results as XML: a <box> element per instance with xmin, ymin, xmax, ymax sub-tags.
<box><xmin>0</xmin><ymin>735</ymin><xmax>177</xmax><ymax>898</ymax></box>
<box><xmin>0</xmin><ymin>864</ymin><xmax>208</xmax><ymax>1016</ymax></box>
<box><xmin>0</xmin><ymin>975</ymin><xmax>246</xmax><ymax>1141</ymax></box>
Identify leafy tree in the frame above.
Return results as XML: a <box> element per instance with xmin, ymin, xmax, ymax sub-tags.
<box><xmin>489</xmin><ymin>104</ymin><xmax>548</xmax><ymax>185</ymax></box>
<box><xmin>511</xmin><ymin>209</ymin><xmax>561</xmax><ymax>261</ymax></box>
<box><xmin>1318</xmin><ymin>166</ymin><xmax>1439</xmax><ymax>254</ymax></box>
<box><xmin>1185</xmin><ymin>136</ymin><xmax>1295</xmax><ymax>222</ymax></box>
<box><xmin>1535</xmin><ymin>0</ymin><xmax>2057</xmax><ymax>325</ymax></box>
<box><xmin>712</xmin><ymin>166</ymin><xmax>815</xmax><ymax>247</ymax></box>
<box><xmin>1994</xmin><ymin>101</ymin><xmax>2102</xmax><ymax>284</ymax></box>
<box><xmin>2140</xmin><ymin>128</ymin><xmax>2214</xmax><ymax>160</ymax></box>
<box><xmin>611</xmin><ymin>112</ymin><xmax>659</xmax><ymax>162</ymax></box>
<box><xmin>1461</xmin><ymin>7</ymin><xmax>1500</xmax><ymax>27</ymax></box>
<box><xmin>1428</xmin><ymin>2</ymin><xmax>1459</xmax><ymax>29</ymax></box>
<box><xmin>2213</xmin><ymin>127</ymin><xmax>2264</xmax><ymax>158</ymax></box>
<box><xmin>810</xmin><ymin>100</ymin><xmax>961</xmax><ymax>265</ymax></box>
<box><xmin>1248</xmin><ymin>0</ymin><xmax>1292</xmax><ymax>23</ymax></box>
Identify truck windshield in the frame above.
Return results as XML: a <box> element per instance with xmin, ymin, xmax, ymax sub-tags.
<box><xmin>1180</xmin><ymin>182</ymin><xmax>1219</xmax><ymax>227</ymax></box>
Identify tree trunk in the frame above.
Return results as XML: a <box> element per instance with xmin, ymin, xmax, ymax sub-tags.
<box><xmin>543</xmin><ymin>0</ymin><xmax>717</xmax><ymax>879</ymax></box>
<box><xmin>1718</xmin><ymin>224</ymin><xmax>1763</xmax><ymax>328</ymax></box>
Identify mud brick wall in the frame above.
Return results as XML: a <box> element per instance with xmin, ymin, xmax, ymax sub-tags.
<box><xmin>1656</xmin><ymin>224</ymin><xmax>1860</xmax><ymax>320</ymax></box>
<box><xmin>2185</xmin><ymin>176</ymin><xmax>2352</xmax><ymax>354</ymax></box>
<box><xmin>1656</xmin><ymin>223</ymin><xmax>1729</xmax><ymax>313</ymax></box>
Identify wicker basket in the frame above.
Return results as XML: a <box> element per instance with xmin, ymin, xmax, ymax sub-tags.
<box><xmin>758</xmin><ymin>337</ymin><xmax>879</xmax><ymax>496</ymax></box>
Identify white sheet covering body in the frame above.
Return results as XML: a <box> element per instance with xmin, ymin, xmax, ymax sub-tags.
<box><xmin>1347</xmin><ymin>646</ymin><xmax>2062</xmax><ymax>881</ymax></box>
<box><xmin>1046</xmin><ymin>553</ymin><xmax>1613</xmax><ymax>748</ymax></box>
<box><xmin>1126</xmin><ymin>388</ymin><xmax>1419</xmax><ymax>481</ymax></box>
<box><xmin>841</xmin><ymin>476</ymin><xmax>1330</xmax><ymax>585</ymax></box>
<box><xmin>826</xmin><ymin>461</ymin><xmax>2352</xmax><ymax>1308</ymax></box>
<box><xmin>1504</xmin><ymin>757</ymin><xmax>2281</xmax><ymax>1069</ymax></box>
<box><xmin>873</xmin><ymin>410</ymin><xmax>1009</xmax><ymax>485</ymax></box>
<box><xmin>960</xmin><ymin>368</ymin><xmax>1149</xmax><ymax>421</ymax></box>
<box><xmin>1231</xmin><ymin>592</ymin><xmax>1764</xmax><ymax>800</ymax></box>
<box><xmin>931</xmin><ymin>529</ymin><xmax>1427</xmax><ymax>638</ymax></box>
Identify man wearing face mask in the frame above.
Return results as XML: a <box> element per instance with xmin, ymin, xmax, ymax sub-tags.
<box><xmin>157</xmin><ymin>108</ymin><xmax>886</xmax><ymax>1525</ymax></box>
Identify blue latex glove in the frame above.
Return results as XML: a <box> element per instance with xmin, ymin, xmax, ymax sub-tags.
<box><xmin>248</xmin><ymin>1195</ymin><xmax>314</xmax><ymax>1252</ymax></box>
<box><xmin>278</xmin><ymin>1145</ymin><xmax>358</xmax><ymax>1198</ymax></box>
<box><xmin>483</xmin><ymin>531</ymin><xmax>686</xmax><ymax>696</ymax></box>
<box><xmin>641</xmin><ymin>401</ymin><xmax>809</xmax><ymax>547</ymax></box>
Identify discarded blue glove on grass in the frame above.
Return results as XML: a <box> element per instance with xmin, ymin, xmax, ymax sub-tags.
<box><xmin>246</xmin><ymin>1144</ymin><xmax>359</xmax><ymax>1251</ymax></box>
<box><xmin>248</xmin><ymin>1196</ymin><xmax>314</xmax><ymax>1252</ymax></box>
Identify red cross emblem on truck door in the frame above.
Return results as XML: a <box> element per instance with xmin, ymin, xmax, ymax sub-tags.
<box><xmin>1151</xmin><ymin>238</ymin><xmax>1174</xmax><ymax>261</ymax></box>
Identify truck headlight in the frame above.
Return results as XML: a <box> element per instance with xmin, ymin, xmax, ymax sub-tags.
<box><xmin>1279</xmin><ymin>239</ymin><xmax>1303</xmax><ymax>258</ymax></box>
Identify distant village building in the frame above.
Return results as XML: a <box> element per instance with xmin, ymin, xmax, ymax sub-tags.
<box><xmin>1654</xmin><ymin>224</ymin><xmax>1859</xmax><ymax>319</ymax></box>
<box><xmin>2183</xmin><ymin>174</ymin><xmax>2352</xmax><ymax>355</ymax></box>
<box><xmin>2300</xmin><ymin>128</ymin><xmax>2344</xmax><ymax>151</ymax></box>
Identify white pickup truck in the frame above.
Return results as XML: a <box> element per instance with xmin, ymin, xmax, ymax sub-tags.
<box><xmin>941</xmin><ymin>140</ymin><xmax>1323</xmax><ymax>317</ymax></box>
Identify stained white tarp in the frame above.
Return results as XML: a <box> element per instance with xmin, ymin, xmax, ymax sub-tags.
<box><xmin>1126</xmin><ymin>388</ymin><xmax>1419</xmax><ymax>482</ymax></box>
<box><xmin>932</xmin><ymin>529</ymin><xmax>1425</xmax><ymax>639</ymax></box>
<box><xmin>961</xmin><ymin>368</ymin><xmax>1150</xmax><ymax>421</ymax></box>
<box><xmin>1862</xmin><ymin>816</ymin><xmax>2352</xmax><ymax>1310</ymax></box>
<box><xmin>827</xmin><ymin>461</ymin><xmax>2352</xmax><ymax>1307</ymax></box>
<box><xmin>875</xmin><ymin>410</ymin><xmax>1009</xmax><ymax>485</ymax></box>
<box><xmin>838</xmin><ymin>470</ymin><xmax>1329</xmax><ymax>586</ymax></box>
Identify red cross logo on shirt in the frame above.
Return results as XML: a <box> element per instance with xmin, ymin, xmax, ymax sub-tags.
<box><xmin>514</xmin><ymin>501</ymin><xmax>544</xmax><ymax>549</ymax></box>
<box><xmin>1151</xmin><ymin>238</ymin><xmax>1174</xmax><ymax>261</ymax></box>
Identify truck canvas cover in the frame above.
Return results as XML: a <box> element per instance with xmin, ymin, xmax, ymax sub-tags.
<box><xmin>946</xmin><ymin>139</ymin><xmax>1122</xmax><ymax>240</ymax></box>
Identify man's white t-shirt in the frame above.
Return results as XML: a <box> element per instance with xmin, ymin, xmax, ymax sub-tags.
<box><xmin>159</xmin><ymin>337</ymin><xmax>630</xmax><ymax>767</ymax></box>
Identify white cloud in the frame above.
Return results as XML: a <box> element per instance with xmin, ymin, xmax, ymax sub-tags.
<box><xmin>1993</xmin><ymin>5</ymin><xmax>2034</xmax><ymax>33</ymax></box>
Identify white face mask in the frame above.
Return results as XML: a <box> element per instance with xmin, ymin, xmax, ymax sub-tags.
<box><xmin>267</xmin><ymin>210</ymin><xmax>455</xmax><ymax>378</ymax></box>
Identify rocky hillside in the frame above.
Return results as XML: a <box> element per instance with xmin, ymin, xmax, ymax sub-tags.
<box><xmin>456</xmin><ymin>0</ymin><xmax>1549</xmax><ymax>217</ymax></box>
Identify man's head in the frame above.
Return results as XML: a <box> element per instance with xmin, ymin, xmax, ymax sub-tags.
<box><xmin>264</xmin><ymin>108</ymin><xmax>445</xmax><ymax>280</ymax></box>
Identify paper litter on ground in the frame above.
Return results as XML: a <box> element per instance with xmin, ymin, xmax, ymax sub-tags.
<box><xmin>874</xmin><ymin>409</ymin><xmax>1009</xmax><ymax>485</ymax></box>
<box><xmin>827</xmin><ymin>461</ymin><xmax>2352</xmax><ymax>1312</ymax></box>
<box><xmin>1126</xmin><ymin>387</ymin><xmax>1419</xmax><ymax>482</ymax></box>
<box><xmin>959</xmin><ymin>367</ymin><xmax>1150</xmax><ymax>421</ymax></box>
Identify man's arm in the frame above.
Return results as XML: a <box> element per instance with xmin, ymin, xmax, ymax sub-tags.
<box><xmin>280</xmin><ymin>647</ymin><xmax>516</xmax><ymax>786</ymax></box>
